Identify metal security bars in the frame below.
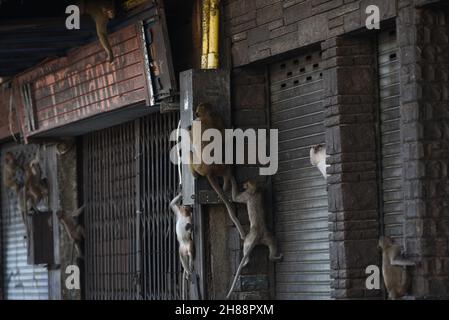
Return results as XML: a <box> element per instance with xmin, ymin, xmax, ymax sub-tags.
<box><xmin>83</xmin><ymin>112</ymin><xmax>183</xmax><ymax>300</ymax></box>
<box><xmin>83</xmin><ymin>121</ymin><xmax>138</xmax><ymax>300</ymax></box>
<box><xmin>138</xmin><ymin>113</ymin><xmax>183</xmax><ymax>300</ymax></box>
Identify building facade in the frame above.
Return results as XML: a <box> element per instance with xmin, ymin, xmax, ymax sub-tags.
<box><xmin>0</xmin><ymin>0</ymin><xmax>448</xmax><ymax>300</ymax></box>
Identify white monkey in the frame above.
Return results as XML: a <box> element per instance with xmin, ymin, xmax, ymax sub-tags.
<box><xmin>310</xmin><ymin>143</ymin><xmax>329</xmax><ymax>179</ymax></box>
<box><xmin>170</xmin><ymin>193</ymin><xmax>195</xmax><ymax>279</ymax></box>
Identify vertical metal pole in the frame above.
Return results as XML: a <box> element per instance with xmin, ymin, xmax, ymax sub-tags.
<box><xmin>135</xmin><ymin>119</ymin><xmax>142</xmax><ymax>299</ymax></box>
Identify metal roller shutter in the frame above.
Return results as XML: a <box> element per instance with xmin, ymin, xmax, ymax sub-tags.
<box><xmin>83</xmin><ymin>112</ymin><xmax>183</xmax><ymax>300</ymax></box>
<box><xmin>378</xmin><ymin>30</ymin><xmax>403</xmax><ymax>239</ymax></box>
<box><xmin>1</xmin><ymin>144</ymin><xmax>49</xmax><ymax>300</ymax></box>
<box><xmin>270</xmin><ymin>51</ymin><xmax>331</xmax><ymax>300</ymax></box>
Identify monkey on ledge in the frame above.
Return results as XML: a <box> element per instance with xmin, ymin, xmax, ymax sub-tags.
<box><xmin>80</xmin><ymin>0</ymin><xmax>116</xmax><ymax>63</ymax></box>
<box><xmin>189</xmin><ymin>103</ymin><xmax>246</xmax><ymax>240</ymax></box>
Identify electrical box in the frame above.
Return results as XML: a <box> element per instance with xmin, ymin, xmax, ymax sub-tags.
<box><xmin>180</xmin><ymin>69</ymin><xmax>231</xmax><ymax>206</ymax></box>
<box><xmin>27</xmin><ymin>211</ymin><xmax>54</xmax><ymax>265</ymax></box>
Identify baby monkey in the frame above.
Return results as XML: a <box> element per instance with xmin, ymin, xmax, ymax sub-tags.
<box><xmin>226</xmin><ymin>178</ymin><xmax>283</xmax><ymax>299</ymax></box>
<box><xmin>379</xmin><ymin>236</ymin><xmax>415</xmax><ymax>299</ymax></box>
<box><xmin>170</xmin><ymin>194</ymin><xmax>195</xmax><ymax>279</ymax></box>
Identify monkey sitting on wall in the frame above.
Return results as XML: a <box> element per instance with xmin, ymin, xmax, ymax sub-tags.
<box><xmin>170</xmin><ymin>193</ymin><xmax>195</xmax><ymax>279</ymax></box>
<box><xmin>226</xmin><ymin>178</ymin><xmax>283</xmax><ymax>299</ymax></box>
<box><xmin>379</xmin><ymin>236</ymin><xmax>415</xmax><ymax>299</ymax></box>
<box><xmin>189</xmin><ymin>103</ymin><xmax>245</xmax><ymax>240</ymax></box>
<box><xmin>310</xmin><ymin>143</ymin><xmax>329</xmax><ymax>179</ymax></box>
<box><xmin>82</xmin><ymin>0</ymin><xmax>116</xmax><ymax>63</ymax></box>
<box><xmin>57</xmin><ymin>207</ymin><xmax>85</xmax><ymax>258</ymax></box>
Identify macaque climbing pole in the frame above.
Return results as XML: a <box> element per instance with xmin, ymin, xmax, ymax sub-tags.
<box><xmin>201</xmin><ymin>0</ymin><xmax>220</xmax><ymax>69</ymax></box>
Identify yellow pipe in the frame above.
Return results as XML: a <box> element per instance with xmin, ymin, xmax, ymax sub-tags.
<box><xmin>201</xmin><ymin>0</ymin><xmax>210</xmax><ymax>69</ymax></box>
<box><xmin>207</xmin><ymin>0</ymin><xmax>220</xmax><ymax>69</ymax></box>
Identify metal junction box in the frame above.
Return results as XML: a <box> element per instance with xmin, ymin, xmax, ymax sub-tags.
<box><xmin>27</xmin><ymin>211</ymin><xmax>54</xmax><ymax>266</ymax></box>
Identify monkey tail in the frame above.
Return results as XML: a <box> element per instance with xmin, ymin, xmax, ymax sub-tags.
<box><xmin>226</xmin><ymin>241</ymin><xmax>257</xmax><ymax>300</ymax></box>
<box><xmin>207</xmin><ymin>175</ymin><xmax>245</xmax><ymax>240</ymax></box>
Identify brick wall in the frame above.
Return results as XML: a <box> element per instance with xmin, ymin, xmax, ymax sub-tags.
<box><xmin>206</xmin><ymin>66</ymin><xmax>273</xmax><ymax>300</ymax></box>
<box><xmin>213</xmin><ymin>0</ymin><xmax>449</xmax><ymax>300</ymax></box>
<box><xmin>224</xmin><ymin>0</ymin><xmax>396</xmax><ymax>67</ymax></box>
<box><xmin>398</xmin><ymin>0</ymin><xmax>449</xmax><ymax>298</ymax></box>
<box><xmin>230</xmin><ymin>67</ymin><xmax>272</xmax><ymax>299</ymax></box>
<box><xmin>321</xmin><ymin>36</ymin><xmax>381</xmax><ymax>299</ymax></box>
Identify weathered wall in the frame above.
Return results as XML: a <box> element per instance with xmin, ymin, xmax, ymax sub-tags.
<box><xmin>56</xmin><ymin>141</ymin><xmax>81</xmax><ymax>300</ymax></box>
<box><xmin>398</xmin><ymin>1</ymin><xmax>449</xmax><ymax>298</ymax></box>
<box><xmin>321</xmin><ymin>35</ymin><xmax>381</xmax><ymax>299</ymax></box>
<box><xmin>206</xmin><ymin>66</ymin><xmax>273</xmax><ymax>300</ymax></box>
<box><xmin>230</xmin><ymin>67</ymin><xmax>273</xmax><ymax>300</ymax></box>
<box><xmin>13</xmin><ymin>24</ymin><xmax>149</xmax><ymax>138</ymax></box>
<box><xmin>0</xmin><ymin>84</ymin><xmax>20</xmax><ymax>141</ymax></box>
<box><xmin>224</xmin><ymin>0</ymin><xmax>397</xmax><ymax>67</ymax></box>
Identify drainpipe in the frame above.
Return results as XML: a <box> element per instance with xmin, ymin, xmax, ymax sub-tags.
<box><xmin>201</xmin><ymin>0</ymin><xmax>210</xmax><ymax>69</ymax></box>
<box><xmin>201</xmin><ymin>0</ymin><xmax>220</xmax><ymax>69</ymax></box>
<box><xmin>207</xmin><ymin>0</ymin><xmax>220</xmax><ymax>69</ymax></box>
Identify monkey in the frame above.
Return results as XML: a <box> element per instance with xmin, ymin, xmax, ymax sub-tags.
<box><xmin>56</xmin><ymin>141</ymin><xmax>74</xmax><ymax>156</ymax></box>
<box><xmin>24</xmin><ymin>155</ymin><xmax>49</xmax><ymax>211</ymax></box>
<box><xmin>378</xmin><ymin>236</ymin><xmax>415</xmax><ymax>299</ymax></box>
<box><xmin>3</xmin><ymin>151</ymin><xmax>24</xmax><ymax>194</ymax></box>
<box><xmin>310</xmin><ymin>143</ymin><xmax>329</xmax><ymax>179</ymax></box>
<box><xmin>170</xmin><ymin>193</ymin><xmax>195</xmax><ymax>279</ymax></box>
<box><xmin>226</xmin><ymin>178</ymin><xmax>283</xmax><ymax>299</ymax></box>
<box><xmin>189</xmin><ymin>103</ymin><xmax>246</xmax><ymax>240</ymax></box>
<box><xmin>84</xmin><ymin>0</ymin><xmax>116</xmax><ymax>63</ymax></box>
<box><xmin>57</xmin><ymin>206</ymin><xmax>85</xmax><ymax>258</ymax></box>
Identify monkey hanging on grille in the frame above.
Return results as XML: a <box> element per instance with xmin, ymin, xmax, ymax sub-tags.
<box><xmin>170</xmin><ymin>193</ymin><xmax>195</xmax><ymax>279</ymax></box>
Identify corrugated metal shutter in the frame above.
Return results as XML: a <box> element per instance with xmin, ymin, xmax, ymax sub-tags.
<box><xmin>1</xmin><ymin>144</ymin><xmax>49</xmax><ymax>300</ymax></box>
<box><xmin>270</xmin><ymin>51</ymin><xmax>331</xmax><ymax>300</ymax></box>
<box><xmin>378</xmin><ymin>30</ymin><xmax>403</xmax><ymax>239</ymax></box>
<box><xmin>83</xmin><ymin>112</ymin><xmax>183</xmax><ymax>300</ymax></box>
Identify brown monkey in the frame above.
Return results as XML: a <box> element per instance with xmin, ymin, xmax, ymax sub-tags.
<box><xmin>189</xmin><ymin>103</ymin><xmax>245</xmax><ymax>240</ymax></box>
<box><xmin>24</xmin><ymin>155</ymin><xmax>49</xmax><ymax>211</ymax></box>
<box><xmin>57</xmin><ymin>207</ymin><xmax>85</xmax><ymax>258</ymax></box>
<box><xmin>379</xmin><ymin>236</ymin><xmax>415</xmax><ymax>299</ymax></box>
<box><xmin>56</xmin><ymin>141</ymin><xmax>74</xmax><ymax>156</ymax></box>
<box><xmin>3</xmin><ymin>152</ymin><xmax>24</xmax><ymax>193</ymax></box>
<box><xmin>226</xmin><ymin>178</ymin><xmax>283</xmax><ymax>299</ymax></box>
<box><xmin>170</xmin><ymin>193</ymin><xmax>195</xmax><ymax>279</ymax></box>
<box><xmin>310</xmin><ymin>143</ymin><xmax>328</xmax><ymax>179</ymax></box>
<box><xmin>84</xmin><ymin>0</ymin><xmax>116</xmax><ymax>63</ymax></box>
